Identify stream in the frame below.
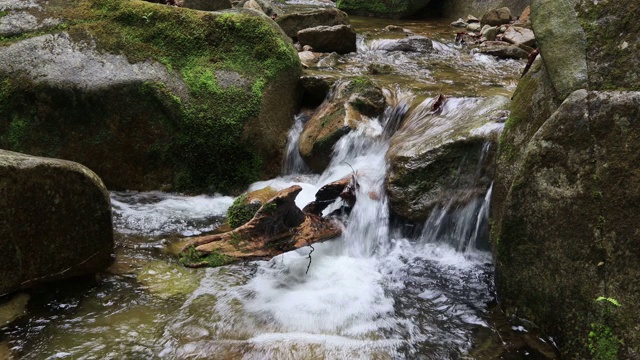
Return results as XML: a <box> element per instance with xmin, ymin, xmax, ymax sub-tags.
<box><xmin>0</xmin><ymin>5</ymin><xmax>559</xmax><ymax>360</ymax></box>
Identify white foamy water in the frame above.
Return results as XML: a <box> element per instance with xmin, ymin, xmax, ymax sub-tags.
<box><xmin>111</xmin><ymin>191</ymin><xmax>234</xmax><ymax>236</ymax></box>
<box><xmin>152</xmin><ymin>89</ymin><xmax>494</xmax><ymax>359</ymax></box>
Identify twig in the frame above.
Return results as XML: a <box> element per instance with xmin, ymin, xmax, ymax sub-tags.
<box><xmin>306</xmin><ymin>244</ymin><xmax>315</xmax><ymax>274</ymax></box>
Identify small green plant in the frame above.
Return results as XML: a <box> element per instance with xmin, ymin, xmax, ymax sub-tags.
<box><xmin>178</xmin><ymin>246</ymin><xmax>202</xmax><ymax>266</ymax></box>
<box><xmin>141</xmin><ymin>11</ymin><xmax>153</xmax><ymax>23</ymax></box>
<box><xmin>179</xmin><ymin>246</ymin><xmax>235</xmax><ymax>267</ymax></box>
<box><xmin>260</xmin><ymin>201</ymin><xmax>277</xmax><ymax>215</ymax></box>
<box><xmin>588</xmin><ymin>296</ymin><xmax>622</xmax><ymax>360</ymax></box>
<box><xmin>227</xmin><ymin>194</ymin><xmax>261</xmax><ymax>229</ymax></box>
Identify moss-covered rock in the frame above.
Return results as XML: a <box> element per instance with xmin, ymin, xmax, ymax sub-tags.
<box><xmin>0</xmin><ymin>0</ymin><xmax>301</xmax><ymax>193</ymax></box>
<box><xmin>226</xmin><ymin>186</ymin><xmax>278</xmax><ymax>228</ymax></box>
<box><xmin>336</xmin><ymin>0</ymin><xmax>432</xmax><ymax>19</ymax></box>
<box><xmin>492</xmin><ymin>60</ymin><xmax>560</xmax><ymax>224</ymax></box>
<box><xmin>386</xmin><ymin>96</ymin><xmax>509</xmax><ymax>222</ymax></box>
<box><xmin>530</xmin><ymin>0</ymin><xmax>639</xmax><ymax>100</ymax></box>
<box><xmin>0</xmin><ymin>150</ymin><xmax>114</xmax><ymax>296</ymax></box>
<box><xmin>492</xmin><ymin>90</ymin><xmax>640</xmax><ymax>359</ymax></box>
<box><xmin>299</xmin><ymin>77</ymin><xmax>386</xmax><ymax>172</ymax></box>
<box><xmin>492</xmin><ymin>2</ymin><xmax>640</xmax><ymax>356</ymax></box>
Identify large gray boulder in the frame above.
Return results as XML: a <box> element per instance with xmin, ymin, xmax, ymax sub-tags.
<box><xmin>0</xmin><ymin>150</ymin><xmax>114</xmax><ymax>296</ymax></box>
<box><xmin>275</xmin><ymin>8</ymin><xmax>350</xmax><ymax>39</ymax></box>
<box><xmin>492</xmin><ymin>1</ymin><xmax>640</xmax><ymax>357</ymax></box>
<box><xmin>0</xmin><ymin>0</ymin><xmax>301</xmax><ymax>193</ymax></box>
<box><xmin>297</xmin><ymin>25</ymin><xmax>357</xmax><ymax>54</ymax></box>
<box><xmin>386</xmin><ymin>96</ymin><xmax>509</xmax><ymax>222</ymax></box>
<box><xmin>493</xmin><ymin>91</ymin><xmax>640</xmax><ymax>359</ymax></box>
<box><xmin>530</xmin><ymin>0</ymin><xmax>639</xmax><ymax>99</ymax></box>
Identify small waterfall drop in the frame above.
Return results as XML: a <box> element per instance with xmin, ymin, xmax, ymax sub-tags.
<box><xmin>420</xmin><ymin>142</ymin><xmax>495</xmax><ymax>253</ymax></box>
<box><xmin>282</xmin><ymin>114</ymin><xmax>311</xmax><ymax>175</ymax></box>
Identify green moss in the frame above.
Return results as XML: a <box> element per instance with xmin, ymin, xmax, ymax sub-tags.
<box><xmin>588</xmin><ymin>324</ymin><xmax>621</xmax><ymax>360</ymax></box>
<box><xmin>179</xmin><ymin>246</ymin><xmax>236</xmax><ymax>267</ymax></box>
<box><xmin>0</xmin><ymin>0</ymin><xmax>300</xmax><ymax>193</ymax></box>
<box><xmin>227</xmin><ymin>194</ymin><xmax>261</xmax><ymax>229</ymax></box>
<box><xmin>7</xmin><ymin>117</ymin><xmax>29</xmax><ymax>152</ymax></box>
<box><xmin>578</xmin><ymin>0</ymin><xmax>640</xmax><ymax>91</ymax></box>
<box><xmin>347</xmin><ymin>76</ymin><xmax>374</xmax><ymax>92</ymax></box>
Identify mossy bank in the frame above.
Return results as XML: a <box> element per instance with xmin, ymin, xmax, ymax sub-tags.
<box><xmin>0</xmin><ymin>0</ymin><xmax>301</xmax><ymax>193</ymax></box>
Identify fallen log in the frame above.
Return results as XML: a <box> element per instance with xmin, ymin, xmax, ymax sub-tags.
<box><xmin>179</xmin><ymin>185</ymin><xmax>343</xmax><ymax>268</ymax></box>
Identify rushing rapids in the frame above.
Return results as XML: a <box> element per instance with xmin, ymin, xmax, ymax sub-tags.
<box><xmin>0</xmin><ymin>14</ymin><xmax>558</xmax><ymax>360</ymax></box>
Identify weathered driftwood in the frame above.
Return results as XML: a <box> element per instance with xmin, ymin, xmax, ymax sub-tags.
<box><xmin>302</xmin><ymin>174</ymin><xmax>358</xmax><ymax>215</ymax></box>
<box><xmin>179</xmin><ymin>185</ymin><xmax>344</xmax><ymax>268</ymax></box>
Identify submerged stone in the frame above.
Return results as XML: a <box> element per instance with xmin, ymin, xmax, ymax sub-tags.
<box><xmin>0</xmin><ymin>293</ymin><xmax>29</xmax><ymax>327</ymax></box>
<box><xmin>137</xmin><ymin>261</ymin><xmax>200</xmax><ymax>299</ymax></box>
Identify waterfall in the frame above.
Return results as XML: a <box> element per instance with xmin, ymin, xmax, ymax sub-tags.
<box><xmin>419</xmin><ymin>142</ymin><xmax>495</xmax><ymax>253</ymax></box>
<box><xmin>282</xmin><ymin>114</ymin><xmax>311</xmax><ymax>175</ymax></box>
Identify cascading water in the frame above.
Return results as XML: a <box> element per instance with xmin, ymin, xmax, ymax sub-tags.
<box><xmin>150</xmin><ymin>88</ymin><xmax>497</xmax><ymax>359</ymax></box>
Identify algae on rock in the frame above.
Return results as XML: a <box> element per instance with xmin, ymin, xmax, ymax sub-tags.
<box><xmin>0</xmin><ymin>0</ymin><xmax>301</xmax><ymax>193</ymax></box>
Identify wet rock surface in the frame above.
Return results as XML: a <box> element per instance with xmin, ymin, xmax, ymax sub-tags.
<box><xmin>493</xmin><ymin>90</ymin><xmax>640</xmax><ymax>359</ymax></box>
<box><xmin>275</xmin><ymin>8</ymin><xmax>350</xmax><ymax>39</ymax></box>
<box><xmin>0</xmin><ymin>150</ymin><xmax>114</xmax><ymax>295</ymax></box>
<box><xmin>386</xmin><ymin>96</ymin><xmax>509</xmax><ymax>222</ymax></box>
<box><xmin>299</xmin><ymin>78</ymin><xmax>386</xmax><ymax>172</ymax></box>
<box><xmin>297</xmin><ymin>24</ymin><xmax>357</xmax><ymax>54</ymax></box>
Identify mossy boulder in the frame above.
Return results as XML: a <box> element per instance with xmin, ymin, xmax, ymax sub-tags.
<box><xmin>182</xmin><ymin>0</ymin><xmax>233</xmax><ymax>11</ymax></box>
<box><xmin>386</xmin><ymin>96</ymin><xmax>509</xmax><ymax>222</ymax></box>
<box><xmin>226</xmin><ymin>186</ymin><xmax>278</xmax><ymax>228</ymax></box>
<box><xmin>0</xmin><ymin>150</ymin><xmax>114</xmax><ymax>296</ymax></box>
<box><xmin>299</xmin><ymin>77</ymin><xmax>386</xmax><ymax>172</ymax></box>
<box><xmin>492</xmin><ymin>60</ymin><xmax>560</xmax><ymax>224</ymax></box>
<box><xmin>492</xmin><ymin>90</ymin><xmax>640</xmax><ymax>359</ymax></box>
<box><xmin>0</xmin><ymin>0</ymin><xmax>301</xmax><ymax>193</ymax></box>
<box><xmin>530</xmin><ymin>0</ymin><xmax>639</xmax><ymax>100</ymax></box>
<box><xmin>492</xmin><ymin>3</ymin><xmax>640</xmax><ymax>356</ymax></box>
<box><xmin>336</xmin><ymin>0</ymin><xmax>432</xmax><ymax>19</ymax></box>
